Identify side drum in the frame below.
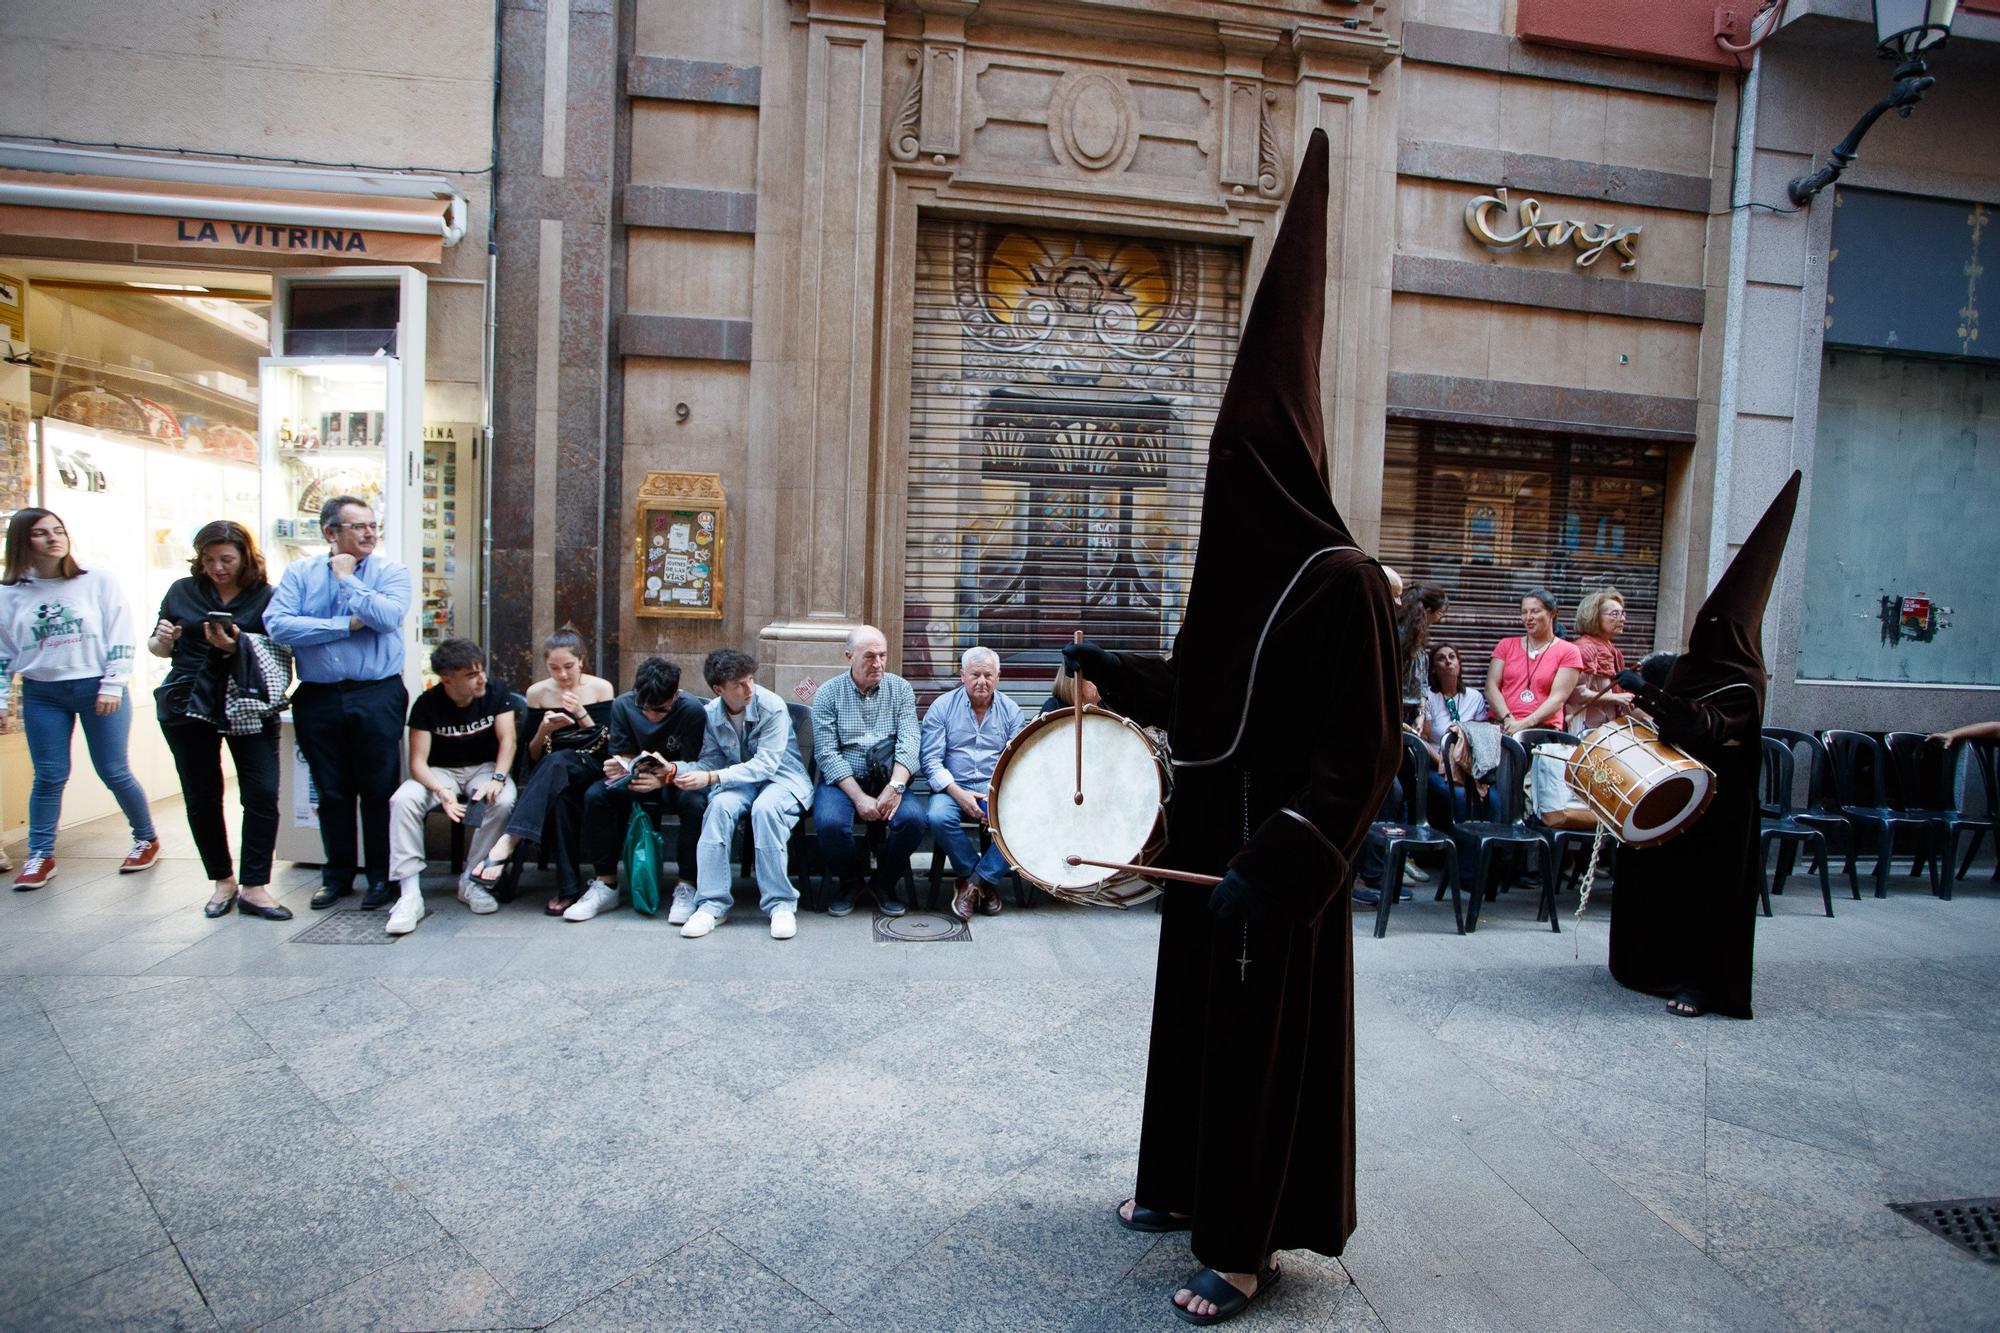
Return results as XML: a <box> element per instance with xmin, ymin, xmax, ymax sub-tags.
<box><xmin>986</xmin><ymin>706</ymin><xmax>1169</xmax><ymax>909</ymax></box>
<box><xmin>1565</xmin><ymin>718</ymin><xmax>1715</xmax><ymax>846</ymax></box>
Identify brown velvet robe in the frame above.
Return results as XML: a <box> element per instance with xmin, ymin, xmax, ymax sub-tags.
<box><xmin>1100</xmin><ymin>554</ymin><xmax>1398</xmax><ymax>1270</ymax></box>
<box><xmin>1608</xmin><ymin>472</ymin><xmax>1800</xmax><ymax>1021</ymax></box>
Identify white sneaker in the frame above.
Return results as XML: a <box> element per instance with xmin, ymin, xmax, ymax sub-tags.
<box><xmin>457</xmin><ymin>881</ymin><xmax>499</xmax><ymax>914</ymax></box>
<box><xmin>666</xmin><ymin>881</ymin><xmax>698</xmax><ymax>926</ymax></box>
<box><xmin>770</xmin><ymin>907</ymin><xmax>797</xmax><ymax>940</ymax></box>
<box><xmin>386</xmin><ymin>894</ymin><xmax>426</xmax><ymax>936</ymax></box>
<box><xmin>1405</xmin><ymin>863</ymin><xmax>1431</xmax><ymax>885</ymax></box>
<box><xmin>680</xmin><ymin>904</ymin><xmax>725</xmax><ymax>938</ymax></box>
<box><xmin>563</xmin><ymin>879</ymin><xmax>620</xmax><ymax>922</ymax></box>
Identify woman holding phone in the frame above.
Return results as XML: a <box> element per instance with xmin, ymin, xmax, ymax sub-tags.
<box><xmin>148</xmin><ymin>520</ymin><xmax>289</xmax><ymax>919</ymax></box>
<box><xmin>0</xmin><ymin>507</ymin><xmax>158</xmax><ymax>889</ymax></box>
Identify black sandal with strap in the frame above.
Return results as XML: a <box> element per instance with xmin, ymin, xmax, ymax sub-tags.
<box><xmin>1116</xmin><ymin>1200</ymin><xmax>1191</xmax><ymax>1233</ymax></box>
<box><xmin>1667</xmin><ymin>990</ymin><xmax>1705</xmax><ymax>1018</ymax></box>
<box><xmin>1171</xmin><ymin>1264</ymin><xmax>1281</xmax><ymax>1326</ymax></box>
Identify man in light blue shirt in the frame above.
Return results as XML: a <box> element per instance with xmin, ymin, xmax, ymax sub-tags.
<box><xmin>671</xmin><ymin>648</ymin><xmax>812</xmax><ymax>940</ymax></box>
<box><xmin>266</xmin><ymin>496</ymin><xmax>412</xmax><ymax>911</ymax></box>
<box><xmin>920</xmin><ymin>646</ymin><xmax>1027</xmax><ymax>921</ymax></box>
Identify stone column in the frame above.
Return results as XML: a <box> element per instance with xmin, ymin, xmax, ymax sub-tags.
<box><xmin>750</xmin><ymin>0</ymin><xmax>889</xmax><ymax>698</ymax></box>
<box><xmin>1290</xmin><ymin>18</ymin><xmax>1400</xmax><ymax>553</ymax></box>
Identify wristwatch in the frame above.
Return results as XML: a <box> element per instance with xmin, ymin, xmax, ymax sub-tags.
<box><xmin>890</xmin><ymin>780</ymin><xmax>908</xmax><ymax>794</ymax></box>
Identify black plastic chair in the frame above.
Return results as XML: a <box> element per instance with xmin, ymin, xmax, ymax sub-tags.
<box><xmin>1763</xmin><ymin>727</ymin><xmax>1859</xmax><ymax>900</ymax></box>
<box><xmin>1516</xmin><ymin>727</ymin><xmax>1601</xmax><ymax>907</ymax></box>
<box><xmin>1823</xmin><ymin>730</ymin><xmax>1941</xmax><ymax>898</ymax></box>
<box><xmin>1362</xmin><ymin>732</ymin><xmax>1463</xmax><ymax>937</ymax></box>
<box><xmin>1446</xmin><ymin>735</ymin><xmax>1557</xmax><ymax>933</ymax></box>
<box><xmin>1886</xmin><ymin>731</ymin><xmax>1989</xmax><ymax>900</ymax></box>
<box><xmin>1940</xmin><ymin>737</ymin><xmax>2000</xmax><ymax>888</ymax></box>
<box><xmin>1759</xmin><ymin>735</ymin><xmax>1833</xmax><ymax>917</ymax></box>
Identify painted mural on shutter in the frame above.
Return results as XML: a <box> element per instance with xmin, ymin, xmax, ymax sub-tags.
<box><xmin>902</xmin><ymin>219</ymin><xmax>1242</xmax><ymax>705</ymax></box>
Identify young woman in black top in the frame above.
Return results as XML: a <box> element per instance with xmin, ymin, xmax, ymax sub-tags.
<box><xmin>467</xmin><ymin>625</ymin><xmax>617</xmax><ymax>914</ymax></box>
<box><xmin>146</xmin><ymin>520</ymin><xmax>290</xmax><ymax>920</ymax></box>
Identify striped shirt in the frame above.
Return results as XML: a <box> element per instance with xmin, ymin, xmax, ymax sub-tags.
<box><xmin>810</xmin><ymin>669</ymin><xmax>920</xmax><ymax>785</ymax></box>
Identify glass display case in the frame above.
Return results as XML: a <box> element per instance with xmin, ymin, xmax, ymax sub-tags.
<box><xmin>39</xmin><ymin>419</ymin><xmax>259</xmax><ymax>693</ymax></box>
<box><xmin>257</xmin><ymin>358</ymin><xmax>397</xmax><ymax>585</ymax></box>
<box><xmin>418</xmin><ymin>421</ymin><xmax>479</xmax><ymax>653</ymax></box>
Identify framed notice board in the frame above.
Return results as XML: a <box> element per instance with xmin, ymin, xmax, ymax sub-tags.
<box><xmin>634</xmin><ymin>471</ymin><xmax>725</xmax><ymax>619</ymax></box>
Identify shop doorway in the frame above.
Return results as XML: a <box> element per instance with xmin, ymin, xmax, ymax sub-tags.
<box><xmin>900</xmin><ymin>218</ymin><xmax>1242</xmax><ymax>706</ymax></box>
<box><xmin>1377</xmin><ymin>419</ymin><xmax>1671</xmax><ymax>688</ymax></box>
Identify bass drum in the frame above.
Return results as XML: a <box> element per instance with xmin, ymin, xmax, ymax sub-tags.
<box><xmin>986</xmin><ymin>706</ymin><xmax>1169</xmax><ymax>910</ymax></box>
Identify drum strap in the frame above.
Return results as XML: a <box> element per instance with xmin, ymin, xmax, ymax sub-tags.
<box><xmin>1175</xmin><ymin>544</ymin><xmax>1361</xmax><ymax>771</ymax></box>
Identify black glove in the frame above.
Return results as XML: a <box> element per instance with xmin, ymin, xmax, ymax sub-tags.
<box><xmin>1062</xmin><ymin>639</ymin><xmax>1118</xmax><ymax>684</ymax></box>
<box><xmin>1207</xmin><ymin>868</ymin><xmax>1272</xmax><ymax>922</ymax></box>
<box><xmin>1615</xmin><ymin>670</ymin><xmax>1645</xmax><ymax>695</ymax></box>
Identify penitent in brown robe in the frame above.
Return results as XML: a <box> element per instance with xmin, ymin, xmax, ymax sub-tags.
<box><xmin>1090</xmin><ymin>128</ymin><xmax>1400</xmax><ymax>1272</ymax></box>
<box><xmin>1609</xmin><ymin>472</ymin><xmax>1801</xmax><ymax>1020</ymax></box>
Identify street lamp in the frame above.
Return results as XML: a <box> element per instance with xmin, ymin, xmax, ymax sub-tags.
<box><xmin>1787</xmin><ymin>0</ymin><xmax>1959</xmax><ymax>204</ymax></box>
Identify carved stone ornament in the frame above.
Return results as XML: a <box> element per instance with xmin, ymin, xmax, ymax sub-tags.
<box><xmin>890</xmin><ymin>48</ymin><xmax>923</xmax><ymax>162</ymax></box>
<box><xmin>1256</xmin><ymin>90</ymin><xmax>1283</xmax><ymax>198</ymax></box>
<box><xmin>1047</xmin><ymin>71</ymin><xmax>1140</xmax><ymax>174</ymax></box>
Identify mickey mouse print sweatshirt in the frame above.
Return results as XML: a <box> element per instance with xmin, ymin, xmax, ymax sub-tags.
<box><xmin>0</xmin><ymin>569</ymin><xmax>138</xmax><ymax>711</ymax></box>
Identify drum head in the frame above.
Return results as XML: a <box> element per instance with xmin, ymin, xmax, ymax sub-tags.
<box><xmin>1619</xmin><ymin>764</ymin><xmax>1711</xmax><ymax>843</ymax></box>
<box><xmin>988</xmin><ymin>710</ymin><xmax>1164</xmax><ymax>893</ymax></box>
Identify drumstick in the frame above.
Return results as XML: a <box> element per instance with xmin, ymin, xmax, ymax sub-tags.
<box><xmin>1072</xmin><ymin>630</ymin><xmax>1085</xmax><ymax>806</ymax></box>
<box><xmin>1065</xmin><ymin>855</ymin><xmax>1222</xmax><ymax>887</ymax></box>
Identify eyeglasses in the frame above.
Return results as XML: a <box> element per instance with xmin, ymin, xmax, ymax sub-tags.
<box><xmin>332</xmin><ymin>522</ymin><xmax>381</xmax><ymax>533</ymax></box>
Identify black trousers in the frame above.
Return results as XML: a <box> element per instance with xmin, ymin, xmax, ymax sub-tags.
<box><xmin>290</xmin><ymin>677</ymin><xmax>407</xmax><ymax>888</ymax></box>
<box><xmin>582</xmin><ymin>779</ymin><xmax>707</xmax><ymax>882</ymax></box>
<box><xmin>161</xmin><ymin>719</ymin><xmax>281</xmax><ymax>886</ymax></box>
<box><xmin>504</xmin><ymin>749</ymin><xmax>600</xmax><ymax>894</ymax></box>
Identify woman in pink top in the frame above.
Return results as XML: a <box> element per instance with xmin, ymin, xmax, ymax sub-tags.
<box><xmin>1567</xmin><ymin>586</ymin><xmax>1635</xmax><ymax>732</ymax></box>
<box><xmin>1485</xmin><ymin>588</ymin><xmax>1583</xmax><ymax>734</ymax></box>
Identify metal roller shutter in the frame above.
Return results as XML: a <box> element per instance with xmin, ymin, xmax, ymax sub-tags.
<box><xmin>902</xmin><ymin>218</ymin><xmax>1243</xmax><ymax>706</ymax></box>
<box><xmin>1378</xmin><ymin>420</ymin><xmax>1672</xmax><ymax>688</ymax></box>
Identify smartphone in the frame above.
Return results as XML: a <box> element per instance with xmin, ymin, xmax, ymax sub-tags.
<box><xmin>204</xmin><ymin>611</ymin><xmax>236</xmax><ymax>625</ymax></box>
<box><xmin>461</xmin><ymin>799</ymin><xmax>489</xmax><ymax>829</ymax></box>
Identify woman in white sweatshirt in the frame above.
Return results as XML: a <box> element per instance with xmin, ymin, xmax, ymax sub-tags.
<box><xmin>0</xmin><ymin>508</ymin><xmax>159</xmax><ymax>889</ymax></box>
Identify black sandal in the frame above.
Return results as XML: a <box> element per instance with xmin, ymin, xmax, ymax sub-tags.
<box><xmin>1171</xmin><ymin>1264</ymin><xmax>1281</xmax><ymax>1326</ymax></box>
<box><xmin>469</xmin><ymin>854</ymin><xmax>510</xmax><ymax>887</ymax></box>
<box><xmin>545</xmin><ymin>893</ymin><xmax>579</xmax><ymax>917</ymax></box>
<box><xmin>1116</xmin><ymin>1200</ymin><xmax>1191</xmax><ymax>1233</ymax></box>
<box><xmin>1667</xmin><ymin>991</ymin><xmax>1705</xmax><ymax>1018</ymax></box>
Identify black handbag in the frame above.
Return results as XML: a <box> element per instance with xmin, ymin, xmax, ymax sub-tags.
<box><xmin>856</xmin><ymin>734</ymin><xmax>898</xmax><ymax>796</ymax></box>
<box><xmin>548</xmin><ymin>721</ymin><xmax>609</xmax><ymax>758</ymax></box>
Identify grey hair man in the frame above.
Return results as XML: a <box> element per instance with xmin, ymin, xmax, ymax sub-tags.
<box><xmin>920</xmin><ymin>645</ymin><xmax>1027</xmax><ymax>921</ymax></box>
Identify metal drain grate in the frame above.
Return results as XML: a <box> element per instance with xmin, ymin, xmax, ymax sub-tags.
<box><xmin>872</xmin><ymin>911</ymin><xmax>972</xmax><ymax>943</ymax></box>
<box><xmin>1888</xmin><ymin>1198</ymin><xmax>2000</xmax><ymax>1263</ymax></box>
<box><xmin>287</xmin><ymin>907</ymin><xmax>397</xmax><ymax>945</ymax></box>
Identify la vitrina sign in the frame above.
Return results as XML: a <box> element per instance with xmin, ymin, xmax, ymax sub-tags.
<box><xmin>1464</xmin><ymin>188</ymin><xmax>1642</xmax><ymax>271</ymax></box>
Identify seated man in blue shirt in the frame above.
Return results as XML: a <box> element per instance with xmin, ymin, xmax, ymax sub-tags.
<box><xmin>920</xmin><ymin>646</ymin><xmax>1027</xmax><ymax>921</ymax></box>
<box><xmin>809</xmin><ymin>624</ymin><xmax>925</xmax><ymax>917</ymax></box>
<box><xmin>266</xmin><ymin>496</ymin><xmax>412</xmax><ymax>911</ymax></box>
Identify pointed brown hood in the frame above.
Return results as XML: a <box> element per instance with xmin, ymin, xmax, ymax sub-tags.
<box><xmin>1168</xmin><ymin>127</ymin><xmax>1363</xmax><ymax>761</ymax></box>
<box><xmin>1666</xmin><ymin>471</ymin><xmax>1801</xmax><ymax>705</ymax></box>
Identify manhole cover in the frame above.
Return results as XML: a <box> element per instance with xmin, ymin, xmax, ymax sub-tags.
<box><xmin>287</xmin><ymin>907</ymin><xmax>397</xmax><ymax>945</ymax></box>
<box><xmin>1889</xmin><ymin>1198</ymin><xmax>2000</xmax><ymax>1263</ymax></box>
<box><xmin>872</xmin><ymin>911</ymin><xmax>971</xmax><ymax>943</ymax></box>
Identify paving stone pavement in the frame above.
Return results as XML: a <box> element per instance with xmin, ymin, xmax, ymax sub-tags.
<box><xmin>3</xmin><ymin>800</ymin><xmax>1998</xmax><ymax>1331</ymax></box>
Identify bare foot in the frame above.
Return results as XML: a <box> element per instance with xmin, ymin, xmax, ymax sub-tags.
<box><xmin>1119</xmin><ymin>1199</ymin><xmax>1190</xmax><ymax>1225</ymax></box>
<box><xmin>207</xmin><ymin>878</ymin><xmax>239</xmax><ymax>910</ymax></box>
<box><xmin>547</xmin><ymin>893</ymin><xmax>579</xmax><ymax>914</ymax></box>
<box><xmin>239</xmin><ymin>886</ymin><xmax>282</xmax><ymax>911</ymax></box>
<box><xmin>1174</xmin><ymin>1269</ymin><xmax>1262</xmax><ymax>1319</ymax></box>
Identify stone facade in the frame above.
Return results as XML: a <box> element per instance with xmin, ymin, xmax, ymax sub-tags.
<box><xmin>491</xmin><ymin>0</ymin><xmax>1995</xmax><ymax>731</ymax></box>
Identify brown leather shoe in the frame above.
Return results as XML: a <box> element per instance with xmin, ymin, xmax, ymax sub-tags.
<box><xmin>950</xmin><ymin>878</ymin><xmax>977</xmax><ymax>922</ymax></box>
<box><xmin>975</xmin><ymin>881</ymin><xmax>1003</xmax><ymax>916</ymax></box>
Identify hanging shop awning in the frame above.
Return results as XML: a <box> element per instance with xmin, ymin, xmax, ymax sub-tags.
<box><xmin>0</xmin><ymin>143</ymin><xmax>466</xmax><ymax>264</ymax></box>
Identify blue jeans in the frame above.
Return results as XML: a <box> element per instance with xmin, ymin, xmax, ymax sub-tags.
<box><xmin>696</xmin><ymin>781</ymin><xmax>804</xmax><ymax>915</ymax></box>
<box><xmin>924</xmin><ymin>792</ymin><xmax>1010</xmax><ymax>886</ymax></box>
<box><xmin>813</xmin><ymin>783</ymin><xmax>926</xmax><ymax>898</ymax></box>
<box><xmin>21</xmin><ymin>678</ymin><xmax>155</xmax><ymax>856</ymax></box>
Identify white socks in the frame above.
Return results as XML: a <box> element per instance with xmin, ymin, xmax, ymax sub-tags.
<box><xmin>399</xmin><ymin>875</ymin><xmax>424</xmax><ymax>901</ymax></box>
